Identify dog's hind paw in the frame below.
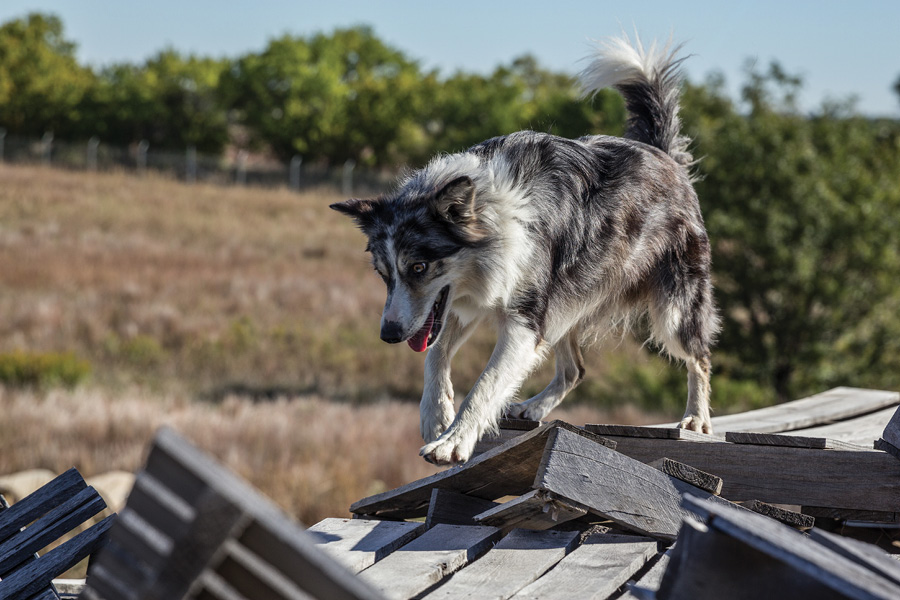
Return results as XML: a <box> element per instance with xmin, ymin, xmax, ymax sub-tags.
<box><xmin>419</xmin><ymin>429</ymin><xmax>478</xmax><ymax>466</ymax></box>
<box><xmin>679</xmin><ymin>415</ymin><xmax>713</xmax><ymax>434</ymax></box>
<box><xmin>504</xmin><ymin>401</ymin><xmax>547</xmax><ymax>422</ymax></box>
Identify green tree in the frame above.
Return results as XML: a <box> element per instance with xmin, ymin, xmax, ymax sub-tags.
<box><xmin>0</xmin><ymin>12</ymin><xmax>95</xmax><ymax>137</ymax></box>
<box><xmin>683</xmin><ymin>65</ymin><xmax>900</xmax><ymax>400</ymax></box>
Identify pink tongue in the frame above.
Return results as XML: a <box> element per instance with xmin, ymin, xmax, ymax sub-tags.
<box><xmin>407</xmin><ymin>310</ymin><xmax>435</xmax><ymax>352</ymax></box>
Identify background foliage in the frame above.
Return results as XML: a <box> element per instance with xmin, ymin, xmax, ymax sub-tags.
<box><xmin>2</xmin><ymin>12</ymin><xmax>899</xmax><ymax>408</ymax></box>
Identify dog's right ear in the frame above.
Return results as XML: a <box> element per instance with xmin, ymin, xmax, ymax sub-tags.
<box><xmin>432</xmin><ymin>176</ymin><xmax>477</xmax><ymax>226</ymax></box>
<box><xmin>330</xmin><ymin>198</ymin><xmax>378</xmax><ymax>228</ymax></box>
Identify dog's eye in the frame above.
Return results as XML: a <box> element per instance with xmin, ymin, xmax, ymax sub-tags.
<box><xmin>411</xmin><ymin>262</ymin><xmax>428</xmax><ymax>275</ymax></box>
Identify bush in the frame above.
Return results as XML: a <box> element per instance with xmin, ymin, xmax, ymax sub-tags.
<box><xmin>0</xmin><ymin>350</ymin><xmax>91</xmax><ymax>388</ymax></box>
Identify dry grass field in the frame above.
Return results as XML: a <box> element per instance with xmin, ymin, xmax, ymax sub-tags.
<box><xmin>0</xmin><ymin>163</ymin><xmax>680</xmax><ymax>521</ymax></box>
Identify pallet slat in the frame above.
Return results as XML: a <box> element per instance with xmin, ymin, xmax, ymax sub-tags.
<box><xmin>473</xmin><ymin>490</ymin><xmax>587</xmax><ymax>531</ymax></box>
<box><xmin>308</xmin><ymin>518</ymin><xmax>425</xmax><ymax>573</ymax></box>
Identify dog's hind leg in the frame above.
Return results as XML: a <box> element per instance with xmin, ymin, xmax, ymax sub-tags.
<box><xmin>420</xmin><ymin>317</ymin><xmax>546</xmax><ymax>465</ymax></box>
<box><xmin>505</xmin><ymin>329</ymin><xmax>584</xmax><ymax>421</ymax></box>
<box><xmin>420</xmin><ymin>313</ymin><xmax>482</xmax><ymax>444</ymax></box>
<box><xmin>681</xmin><ymin>353</ymin><xmax>712</xmax><ymax>433</ymax></box>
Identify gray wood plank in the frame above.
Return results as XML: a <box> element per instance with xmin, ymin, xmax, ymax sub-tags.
<box><xmin>603</xmin><ymin>436</ymin><xmax>900</xmax><ymax>512</ymax></box>
<box><xmin>808</xmin><ymin>528</ymin><xmax>900</xmax><ymax>586</ymax></box>
<box><xmin>425</xmin><ymin>489</ymin><xmax>499</xmax><ymax>528</ymax></box>
<box><xmin>422</xmin><ymin>528</ymin><xmax>580</xmax><ymax>600</ymax></box>
<box><xmin>704</xmin><ymin>387</ymin><xmax>900</xmax><ymax>434</ymax></box>
<box><xmin>790</xmin><ymin>406</ymin><xmax>898</xmax><ymax>446</ymax></box>
<box><xmin>875</xmin><ymin>438</ymin><xmax>900</xmax><ymax>460</ymax></box>
<box><xmin>649</xmin><ymin>458</ymin><xmax>723</xmax><ymax>496</ymax></box>
<box><xmin>358</xmin><ymin>523</ymin><xmax>502</xmax><ymax>600</ymax></box>
<box><xmin>307</xmin><ymin>518</ymin><xmax>425</xmax><ymax>573</ymax></box>
<box><xmin>533</xmin><ymin>427</ymin><xmax>718</xmax><ymax>541</ymax></box>
<box><xmin>801</xmin><ymin>506</ymin><xmax>899</xmax><ymax>523</ymax></box>
<box><xmin>679</xmin><ymin>495</ymin><xmax>900</xmax><ymax>600</ymax></box>
<box><xmin>350</xmin><ymin>422</ymin><xmax>615</xmax><ymax>519</ymax></box>
<box><xmin>473</xmin><ymin>490</ymin><xmax>588</xmax><ymax>531</ymax></box>
<box><xmin>512</xmin><ymin>533</ymin><xmax>657</xmax><ymax>600</ymax></box>
<box><xmin>621</xmin><ymin>549</ymin><xmax>672</xmax><ymax>599</ymax></box>
<box><xmin>739</xmin><ymin>500</ymin><xmax>814</xmax><ymax>529</ymax></box>
<box><xmin>585</xmin><ymin>424</ymin><xmax>721</xmax><ymax>442</ymax></box>
<box><xmin>725</xmin><ymin>431</ymin><xmax>869</xmax><ymax>450</ymax></box>
<box><xmin>882</xmin><ymin>405</ymin><xmax>900</xmax><ymax>449</ymax></box>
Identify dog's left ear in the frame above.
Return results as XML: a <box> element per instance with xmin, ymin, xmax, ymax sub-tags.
<box><xmin>330</xmin><ymin>198</ymin><xmax>378</xmax><ymax>228</ymax></box>
<box><xmin>432</xmin><ymin>176</ymin><xmax>478</xmax><ymax>226</ymax></box>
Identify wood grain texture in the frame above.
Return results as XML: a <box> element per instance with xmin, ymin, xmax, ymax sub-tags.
<box><xmin>0</xmin><ymin>468</ymin><xmax>86</xmax><ymax>542</ymax></box>
<box><xmin>424</xmin><ymin>489</ymin><xmax>499</xmax><ymax>529</ymax></box>
<box><xmin>473</xmin><ymin>490</ymin><xmax>588</xmax><ymax>531</ymax></box>
<box><xmin>725</xmin><ymin>431</ymin><xmax>868</xmax><ymax>450</ymax></box>
<box><xmin>882</xmin><ymin>405</ymin><xmax>900</xmax><ymax>449</ymax></box>
<box><xmin>308</xmin><ymin>518</ymin><xmax>425</xmax><ymax>573</ymax></box>
<box><xmin>680</xmin><ymin>495</ymin><xmax>900</xmax><ymax>599</ymax></box>
<box><xmin>358</xmin><ymin>523</ymin><xmax>501</xmax><ymax>600</ymax></box>
<box><xmin>511</xmin><ymin>533</ymin><xmax>657</xmax><ymax>600</ymax></box>
<box><xmin>808</xmin><ymin>528</ymin><xmax>900</xmax><ymax>586</ymax></box>
<box><xmin>603</xmin><ymin>436</ymin><xmax>900</xmax><ymax>512</ymax></box>
<box><xmin>739</xmin><ymin>500</ymin><xmax>814</xmax><ymax>529</ymax></box>
<box><xmin>534</xmin><ymin>428</ymin><xmax>716</xmax><ymax>541</ymax></box>
<box><xmin>801</xmin><ymin>505</ymin><xmax>899</xmax><ymax>524</ymax></box>
<box><xmin>649</xmin><ymin>458</ymin><xmax>723</xmax><ymax>496</ymax></box>
<box><xmin>350</xmin><ymin>421</ymin><xmax>615</xmax><ymax>519</ymax></box>
<box><xmin>621</xmin><ymin>549</ymin><xmax>672</xmax><ymax>599</ymax></box>
<box><xmin>703</xmin><ymin>387</ymin><xmax>900</xmax><ymax>434</ymax></box>
<box><xmin>790</xmin><ymin>406</ymin><xmax>898</xmax><ymax>446</ymax></box>
<box><xmin>585</xmin><ymin>425</ymin><xmax>720</xmax><ymax>442</ymax></box>
<box><xmin>421</xmin><ymin>528</ymin><xmax>580</xmax><ymax>600</ymax></box>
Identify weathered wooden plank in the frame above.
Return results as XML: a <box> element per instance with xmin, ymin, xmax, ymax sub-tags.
<box><xmin>497</xmin><ymin>418</ymin><xmax>542</xmax><ymax>431</ymax></box>
<box><xmin>801</xmin><ymin>506</ymin><xmax>899</xmax><ymax>524</ymax></box>
<box><xmin>358</xmin><ymin>523</ymin><xmax>502</xmax><ymax>600</ymax></box>
<box><xmin>585</xmin><ymin>424</ymin><xmax>720</xmax><ymax>442</ymax></box>
<box><xmin>213</xmin><ymin>538</ymin><xmax>311</xmax><ymax>600</ymax></box>
<box><xmin>533</xmin><ymin>427</ymin><xmax>718</xmax><ymax>541</ymax></box>
<box><xmin>0</xmin><ymin>486</ymin><xmax>106</xmax><ymax>574</ymax></box>
<box><xmin>473</xmin><ymin>490</ymin><xmax>588</xmax><ymax>531</ymax></box>
<box><xmin>703</xmin><ymin>387</ymin><xmax>900</xmax><ymax>434</ymax></box>
<box><xmin>512</xmin><ymin>533</ymin><xmax>657</xmax><ymax>600</ymax></box>
<box><xmin>649</xmin><ymin>458</ymin><xmax>723</xmax><ymax>496</ymax></box>
<box><xmin>350</xmin><ymin>421</ymin><xmax>615</xmax><ymax>519</ymax></box>
<box><xmin>0</xmin><ymin>515</ymin><xmax>113</xmax><ymax>600</ymax></box>
<box><xmin>621</xmin><ymin>549</ymin><xmax>672</xmax><ymax>599</ymax></box>
<box><xmin>875</xmin><ymin>438</ymin><xmax>900</xmax><ymax>460</ymax></box>
<box><xmin>808</xmin><ymin>528</ymin><xmax>900</xmax><ymax>586</ymax></box>
<box><xmin>0</xmin><ymin>469</ymin><xmax>86</xmax><ymax>542</ymax></box>
<box><xmin>307</xmin><ymin>518</ymin><xmax>425</xmax><ymax>573</ymax></box>
<box><xmin>422</xmin><ymin>528</ymin><xmax>579</xmax><ymax>600</ymax></box>
<box><xmin>725</xmin><ymin>431</ymin><xmax>869</xmax><ymax>450</ymax></box>
<box><xmin>673</xmin><ymin>495</ymin><xmax>900</xmax><ymax>600</ymax></box>
<box><xmin>424</xmin><ymin>489</ymin><xmax>499</xmax><ymax>528</ymax></box>
<box><xmin>739</xmin><ymin>500</ymin><xmax>814</xmax><ymax>529</ymax></box>
<box><xmin>790</xmin><ymin>406</ymin><xmax>898</xmax><ymax>446</ymax></box>
<box><xmin>603</xmin><ymin>436</ymin><xmax>900</xmax><ymax>512</ymax></box>
<box><xmin>882</xmin><ymin>405</ymin><xmax>900</xmax><ymax>449</ymax></box>
<box><xmin>194</xmin><ymin>569</ymin><xmax>256</xmax><ymax>600</ymax></box>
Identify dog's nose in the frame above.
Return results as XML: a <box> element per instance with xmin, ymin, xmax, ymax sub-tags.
<box><xmin>380</xmin><ymin>321</ymin><xmax>404</xmax><ymax>344</ymax></box>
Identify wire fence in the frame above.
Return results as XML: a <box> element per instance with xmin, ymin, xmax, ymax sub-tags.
<box><xmin>0</xmin><ymin>129</ymin><xmax>398</xmax><ymax>196</ymax></box>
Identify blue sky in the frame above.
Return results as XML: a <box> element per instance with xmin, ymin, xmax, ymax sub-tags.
<box><xmin>2</xmin><ymin>0</ymin><xmax>898</xmax><ymax>116</ymax></box>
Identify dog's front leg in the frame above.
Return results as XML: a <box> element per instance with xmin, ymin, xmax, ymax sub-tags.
<box><xmin>420</xmin><ymin>318</ymin><xmax>544</xmax><ymax>465</ymax></box>
<box><xmin>420</xmin><ymin>313</ymin><xmax>481</xmax><ymax>443</ymax></box>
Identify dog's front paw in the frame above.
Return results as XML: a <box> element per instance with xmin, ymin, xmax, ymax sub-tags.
<box><xmin>504</xmin><ymin>400</ymin><xmax>547</xmax><ymax>422</ymax></box>
<box><xmin>419</xmin><ymin>428</ymin><xmax>478</xmax><ymax>466</ymax></box>
<box><xmin>420</xmin><ymin>395</ymin><xmax>456</xmax><ymax>443</ymax></box>
<box><xmin>679</xmin><ymin>414</ymin><xmax>713</xmax><ymax>434</ymax></box>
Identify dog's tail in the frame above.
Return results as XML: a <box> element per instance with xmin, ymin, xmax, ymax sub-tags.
<box><xmin>579</xmin><ymin>35</ymin><xmax>693</xmax><ymax>167</ymax></box>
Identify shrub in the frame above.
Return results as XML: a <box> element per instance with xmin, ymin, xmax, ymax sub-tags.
<box><xmin>0</xmin><ymin>350</ymin><xmax>91</xmax><ymax>388</ymax></box>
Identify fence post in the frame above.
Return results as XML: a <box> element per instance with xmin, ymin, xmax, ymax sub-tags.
<box><xmin>236</xmin><ymin>150</ymin><xmax>247</xmax><ymax>185</ymax></box>
<box><xmin>87</xmin><ymin>136</ymin><xmax>99</xmax><ymax>171</ymax></box>
<box><xmin>289</xmin><ymin>155</ymin><xmax>302</xmax><ymax>191</ymax></box>
<box><xmin>137</xmin><ymin>140</ymin><xmax>149</xmax><ymax>174</ymax></box>
<box><xmin>42</xmin><ymin>131</ymin><xmax>54</xmax><ymax>166</ymax></box>
<box><xmin>0</xmin><ymin>128</ymin><xmax>5</xmax><ymax>163</ymax></box>
<box><xmin>342</xmin><ymin>159</ymin><xmax>355</xmax><ymax>196</ymax></box>
<box><xmin>186</xmin><ymin>146</ymin><xmax>197</xmax><ymax>183</ymax></box>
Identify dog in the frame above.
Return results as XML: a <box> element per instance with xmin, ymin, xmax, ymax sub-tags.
<box><xmin>331</xmin><ymin>35</ymin><xmax>720</xmax><ymax>465</ymax></box>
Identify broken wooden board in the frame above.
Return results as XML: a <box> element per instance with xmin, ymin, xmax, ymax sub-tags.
<box><xmin>602</xmin><ymin>436</ymin><xmax>900</xmax><ymax>512</ymax></box>
<box><xmin>725</xmin><ymin>431</ymin><xmax>869</xmax><ymax>450</ymax></box>
<box><xmin>533</xmin><ymin>427</ymin><xmax>718</xmax><ymax>541</ymax></box>
<box><xmin>473</xmin><ymin>490</ymin><xmax>588</xmax><ymax>531</ymax></box>
<box><xmin>790</xmin><ymin>405</ymin><xmax>898</xmax><ymax>446</ymax></box>
<box><xmin>421</xmin><ymin>528</ymin><xmax>579</xmax><ymax>599</ymax></box>
<box><xmin>662</xmin><ymin>495</ymin><xmax>900</xmax><ymax>600</ymax></box>
<box><xmin>308</xmin><ymin>518</ymin><xmax>425</xmax><ymax>573</ymax></box>
<box><xmin>350</xmin><ymin>421</ymin><xmax>615</xmax><ymax>519</ymax></box>
<box><xmin>649</xmin><ymin>458</ymin><xmax>723</xmax><ymax>496</ymax></box>
<box><xmin>738</xmin><ymin>500</ymin><xmax>814</xmax><ymax>529</ymax></box>
<box><xmin>425</xmin><ymin>489</ymin><xmax>499</xmax><ymax>529</ymax></box>
<box><xmin>511</xmin><ymin>533</ymin><xmax>658</xmax><ymax>600</ymax></box>
<box><xmin>358</xmin><ymin>523</ymin><xmax>501</xmax><ymax>600</ymax></box>
<box><xmin>585</xmin><ymin>424</ymin><xmax>720</xmax><ymax>442</ymax></box>
<box><xmin>704</xmin><ymin>387</ymin><xmax>899</xmax><ymax>434</ymax></box>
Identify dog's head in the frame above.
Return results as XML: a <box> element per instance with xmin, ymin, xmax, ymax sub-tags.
<box><xmin>331</xmin><ymin>176</ymin><xmax>487</xmax><ymax>352</ymax></box>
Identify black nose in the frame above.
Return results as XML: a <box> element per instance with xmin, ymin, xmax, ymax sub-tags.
<box><xmin>380</xmin><ymin>321</ymin><xmax>404</xmax><ymax>344</ymax></box>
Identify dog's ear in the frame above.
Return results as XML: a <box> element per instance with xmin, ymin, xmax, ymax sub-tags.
<box><xmin>432</xmin><ymin>176</ymin><xmax>477</xmax><ymax>226</ymax></box>
<box><xmin>330</xmin><ymin>198</ymin><xmax>379</xmax><ymax>228</ymax></box>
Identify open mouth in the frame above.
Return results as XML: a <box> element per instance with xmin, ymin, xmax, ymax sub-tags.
<box><xmin>407</xmin><ymin>286</ymin><xmax>450</xmax><ymax>353</ymax></box>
